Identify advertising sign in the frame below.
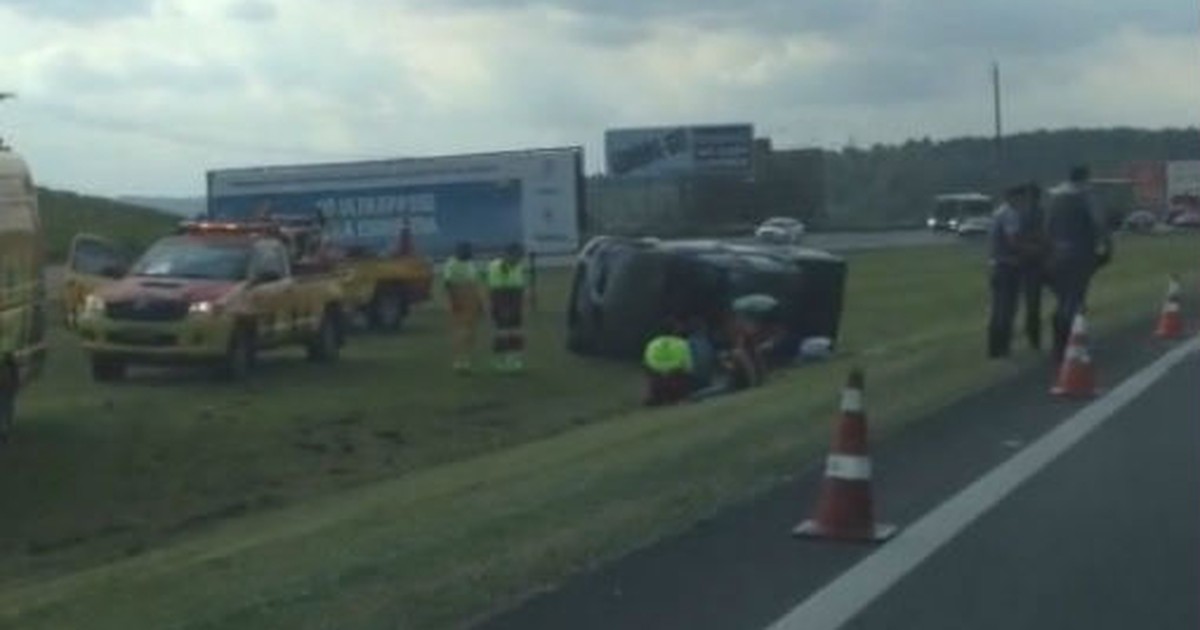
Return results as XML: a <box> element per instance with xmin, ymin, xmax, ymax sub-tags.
<box><xmin>605</xmin><ymin>124</ymin><xmax>753</xmax><ymax>178</ymax></box>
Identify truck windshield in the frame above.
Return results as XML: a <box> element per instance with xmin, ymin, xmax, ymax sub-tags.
<box><xmin>131</xmin><ymin>240</ymin><xmax>251</xmax><ymax>281</ymax></box>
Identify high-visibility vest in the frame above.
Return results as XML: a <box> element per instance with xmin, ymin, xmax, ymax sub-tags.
<box><xmin>644</xmin><ymin>336</ymin><xmax>694</xmax><ymax>374</ymax></box>
<box><xmin>442</xmin><ymin>257</ymin><xmax>480</xmax><ymax>284</ymax></box>
<box><xmin>487</xmin><ymin>259</ymin><xmax>526</xmax><ymax>290</ymax></box>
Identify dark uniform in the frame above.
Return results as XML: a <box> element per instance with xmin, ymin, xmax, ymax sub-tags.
<box><xmin>987</xmin><ymin>190</ymin><xmax>1024</xmax><ymax>358</ymax></box>
<box><xmin>1015</xmin><ymin>183</ymin><xmax>1048</xmax><ymax>350</ymax></box>
<box><xmin>1045</xmin><ymin>170</ymin><xmax>1111</xmax><ymax>363</ymax></box>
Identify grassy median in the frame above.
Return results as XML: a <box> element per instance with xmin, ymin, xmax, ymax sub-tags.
<box><xmin>0</xmin><ymin>234</ymin><xmax>1196</xmax><ymax>629</ymax></box>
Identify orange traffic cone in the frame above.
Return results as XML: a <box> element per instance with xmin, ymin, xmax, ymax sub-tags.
<box><xmin>1154</xmin><ymin>276</ymin><xmax>1184</xmax><ymax>340</ymax></box>
<box><xmin>1051</xmin><ymin>312</ymin><xmax>1098</xmax><ymax>398</ymax></box>
<box><xmin>794</xmin><ymin>369</ymin><xmax>896</xmax><ymax>542</ymax></box>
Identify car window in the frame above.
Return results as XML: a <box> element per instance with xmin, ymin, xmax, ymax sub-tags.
<box><xmin>131</xmin><ymin>240</ymin><xmax>251</xmax><ymax>281</ymax></box>
<box><xmin>254</xmin><ymin>243</ymin><xmax>289</xmax><ymax>280</ymax></box>
<box><xmin>72</xmin><ymin>239</ymin><xmax>127</xmax><ymax>276</ymax></box>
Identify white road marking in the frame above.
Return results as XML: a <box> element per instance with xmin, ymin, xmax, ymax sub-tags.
<box><xmin>765</xmin><ymin>335</ymin><xmax>1200</xmax><ymax>630</ymax></box>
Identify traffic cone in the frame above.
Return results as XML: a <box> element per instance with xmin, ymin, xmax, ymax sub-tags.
<box><xmin>794</xmin><ymin>369</ymin><xmax>896</xmax><ymax>543</ymax></box>
<box><xmin>1050</xmin><ymin>312</ymin><xmax>1098</xmax><ymax>398</ymax></box>
<box><xmin>1154</xmin><ymin>276</ymin><xmax>1184</xmax><ymax>340</ymax></box>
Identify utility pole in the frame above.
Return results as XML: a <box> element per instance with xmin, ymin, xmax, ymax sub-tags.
<box><xmin>0</xmin><ymin>92</ymin><xmax>13</xmax><ymax>149</ymax></box>
<box><xmin>992</xmin><ymin>62</ymin><xmax>1004</xmax><ymax>190</ymax></box>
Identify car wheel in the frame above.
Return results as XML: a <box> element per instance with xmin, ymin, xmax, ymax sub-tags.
<box><xmin>307</xmin><ymin>310</ymin><xmax>342</xmax><ymax>363</ymax></box>
<box><xmin>368</xmin><ymin>287</ymin><xmax>407</xmax><ymax>332</ymax></box>
<box><xmin>219</xmin><ymin>326</ymin><xmax>256</xmax><ymax>381</ymax></box>
<box><xmin>0</xmin><ymin>366</ymin><xmax>15</xmax><ymax>444</ymax></box>
<box><xmin>91</xmin><ymin>356</ymin><xmax>127</xmax><ymax>383</ymax></box>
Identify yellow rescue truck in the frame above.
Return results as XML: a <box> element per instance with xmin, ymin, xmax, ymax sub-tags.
<box><xmin>70</xmin><ymin>221</ymin><xmax>346</xmax><ymax>381</ymax></box>
<box><xmin>0</xmin><ymin>143</ymin><xmax>47</xmax><ymax>441</ymax></box>
<box><xmin>268</xmin><ymin>216</ymin><xmax>432</xmax><ymax>331</ymax></box>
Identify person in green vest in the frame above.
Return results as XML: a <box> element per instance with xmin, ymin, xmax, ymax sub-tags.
<box><xmin>486</xmin><ymin>243</ymin><xmax>528</xmax><ymax>372</ymax></box>
<box><xmin>643</xmin><ymin>320</ymin><xmax>695</xmax><ymax>406</ymax></box>
<box><xmin>443</xmin><ymin>242</ymin><xmax>484</xmax><ymax>373</ymax></box>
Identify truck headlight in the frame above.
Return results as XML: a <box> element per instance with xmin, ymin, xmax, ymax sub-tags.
<box><xmin>83</xmin><ymin>294</ymin><xmax>106</xmax><ymax>316</ymax></box>
<box><xmin>189</xmin><ymin>301</ymin><xmax>218</xmax><ymax>315</ymax></box>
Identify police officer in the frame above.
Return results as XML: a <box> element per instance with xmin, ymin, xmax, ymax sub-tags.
<box><xmin>1015</xmin><ymin>182</ymin><xmax>1049</xmax><ymax>351</ymax></box>
<box><xmin>987</xmin><ymin>185</ymin><xmax>1028</xmax><ymax>358</ymax></box>
<box><xmin>487</xmin><ymin>243</ymin><xmax>528</xmax><ymax>372</ymax></box>
<box><xmin>1045</xmin><ymin>165</ymin><xmax>1112</xmax><ymax>363</ymax></box>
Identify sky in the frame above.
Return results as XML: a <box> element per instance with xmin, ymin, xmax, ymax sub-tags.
<box><xmin>0</xmin><ymin>0</ymin><xmax>1196</xmax><ymax>196</ymax></box>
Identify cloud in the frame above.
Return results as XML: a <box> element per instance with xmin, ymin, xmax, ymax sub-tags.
<box><xmin>225</xmin><ymin>0</ymin><xmax>276</xmax><ymax>23</ymax></box>
<box><xmin>0</xmin><ymin>0</ymin><xmax>1194</xmax><ymax>195</ymax></box>
<box><xmin>0</xmin><ymin>0</ymin><xmax>153</xmax><ymax>22</ymax></box>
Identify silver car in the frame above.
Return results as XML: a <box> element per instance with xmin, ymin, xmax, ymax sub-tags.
<box><xmin>754</xmin><ymin>217</ymin><xmax>806</xmax><ymax>244</ymax></box>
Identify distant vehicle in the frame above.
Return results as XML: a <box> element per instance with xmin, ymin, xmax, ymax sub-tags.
<box><xmin>0</xmin><ymin>145</ymin><xmax>48</xmax><ymax>441</ymax></box>
<box><xmin>929</xmin><ymin>193</ymin><xmax>992</xmax><ymax>231</ymax></box>
<box><xmin>567</xmin><ymin>236</ymin><xmax>847</xmax><ymax>361</ymax></box>
<box><xmin>754</xmin><ymin>217</ymin><xmax>806</xmax><ymax>243</ymax></box>
<box><xmin>68</xmin><ymin>221</ymin><xmax>346</xmax><ymax>382</ymax></box>
<box><xmin>1168</xmin><ymin>209</ymin><xmax>1200</xmax><ymax>229</ymax></box>
<box><xmin>955</xmin><ymin>215</ymin><xmax>993</xmax><ymax>236</ymax></box>
<box><xmin>1121</xmin><ymin>210</ymin><xmax>1158</xmax><ymax>233</ymax></box>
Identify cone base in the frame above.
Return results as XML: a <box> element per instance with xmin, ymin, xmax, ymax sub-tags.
<box><xmin>792</xmin><ymin>519</ymin><xmax>897</xmax><ymax>543</ymax></box>
<box><xmin>1050</xmin><ymin>385</ymin><xmax>1099</xmax><ymax>399</ymax></box>
<box><xmin>1154</xmin><ymin>330</ymin><xmax>1184</xmax><ymax>341</ymax></box>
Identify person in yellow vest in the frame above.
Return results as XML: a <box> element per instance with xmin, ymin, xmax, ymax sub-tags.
<box><xmin>487</xmin><ymin>243</ymin><xmax>528</xmax><ymax>372</ymax></box>
<box><xmin>643</xmin><ymin>323</ymin><xmax>694</xmax><ymax>406</ymax></box>
<box><xmin>443</xmin><ymin>242</ymin><xmax>484</xmax><ymax>373</ymax></box>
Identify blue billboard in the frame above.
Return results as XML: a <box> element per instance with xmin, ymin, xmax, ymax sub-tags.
<box><xmin>209</xmin><ymin>179</ymin><xmax>523</xmax><ymax>258</ymax></box>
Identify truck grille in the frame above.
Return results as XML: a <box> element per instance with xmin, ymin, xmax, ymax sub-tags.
<box><xmin>105</xmin><ymin>299</ymin><xmax>190</xmax><ymax>322</ymax></box>
<box><xmin>106</xmin><ymin>331</ymin><xmax>178</xmax><ymax>347</ymax></box>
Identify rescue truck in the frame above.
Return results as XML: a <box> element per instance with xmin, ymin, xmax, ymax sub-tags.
<box><xmin>69</xmin><ymin>221</ymin><xmax>346</xmax><ymax>381</ymax></box>
<box><xmin>0</xmin><ymin>141</ymin><xmax>47</xmax><ymax>441</ymax></box>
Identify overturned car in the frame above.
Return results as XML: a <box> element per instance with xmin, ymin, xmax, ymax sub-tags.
<box><xmin>567</xmin><ymin>237</ymin><xmax>848</xmax><ymax>361</ymax></box>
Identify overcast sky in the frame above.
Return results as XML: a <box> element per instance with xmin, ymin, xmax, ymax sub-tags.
<box><xmin>0</xmin><ymin>0</ymin><xmax>1196</xmax><ymax>196</ymax></box>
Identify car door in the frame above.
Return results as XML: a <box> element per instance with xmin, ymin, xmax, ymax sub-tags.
<box><xmin>247</xmin><ymin>242</ymin><xmax>294</xmax><ymax>348</ymax></box>
<box><xmin>63</xmin><ymin>234</ymin><xmax>130</xmax><ymax>328</ymax></box>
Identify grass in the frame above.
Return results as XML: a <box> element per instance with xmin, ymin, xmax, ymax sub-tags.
<box><xmin>37</xmin><ymin>188</ymin><xmax>179</xmax><ymax>262</ymax></box>
<box><xmin>0</xmin><ymin>233</ymin><xmax>1196</xmax><ymax>629</ymax></box>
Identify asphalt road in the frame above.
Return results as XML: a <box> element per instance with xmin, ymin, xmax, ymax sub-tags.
<box><xmin>840</xmin><ymin>346</ymin><xmax>1199</xmax><ymax>630</ymax></box>
<box><xmin>479</xmin><ymin>324</ymin><xmax>1199</xmax><ymax>630</ymax></box>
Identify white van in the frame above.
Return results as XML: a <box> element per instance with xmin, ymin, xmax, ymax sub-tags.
<box><xmin>0</xmin><ymin>144</ymin><xmax>47</xmax><ymax>442</ymax></box>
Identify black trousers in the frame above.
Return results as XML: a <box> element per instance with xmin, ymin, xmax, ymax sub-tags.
<box><xmin>1047</xmin><ymin>259</ymin><xmax>1095</xmax><ymax>363</ymax></box>
<box><xmin>1020</xmin><ymin>263</ymin><xmax>1044</xmax><ymax>351</ymax></box>
<box><xmin>988</xmin><ymin>264</ymin><xmax>1021</xmax><ymax>358</ymax></box>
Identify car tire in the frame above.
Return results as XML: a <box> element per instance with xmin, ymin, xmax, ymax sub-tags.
<box><xmin>219</xmin><ymin>325</ymin><xmax>256</xmax><ymax>381</ymax></box>
<box><xmin>307</xmin><ymin>309</ymin><xmax>341</xmax><ymax>363</ymax></box>
<box><xmin>368</xmin><ymin>286</ymin><xmax>407</xmax><ymax>332</ymax></box>
<box><xmin>0</xmin><ymin>365</ymin><xmax>15</xmax><ymax>444</ymax></box>
<box><xmin>91</xmin><ymin>356</ymin><xmax>127</xmax><ymax>383</ymax></box>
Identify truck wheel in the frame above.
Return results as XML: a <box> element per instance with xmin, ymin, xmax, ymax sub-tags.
<box><xmin>220</xmin><ymin>326</ymin><xmax>256</xmax><ymax>381</ymax></box>
<box><xmin>0</xmin><ymin>365</ymin><xmax>15</xmax><ymax>444</ymax></box>
<box><xmin>307</xmin><ymin>310</ymin><xmax>341</xmax><ymax>363</ymax></box>
<box><xmin>91</xmin><ymin>356</ymin><xmax>127</xmax><ymax>383</ymax></box>
<box><xmin>368</xmin><ymin>287</ymin><xmax>407</xmax><ymax>332</ymax></box>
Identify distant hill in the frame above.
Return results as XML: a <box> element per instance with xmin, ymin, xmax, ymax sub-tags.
<box><xmin>38</xmin><ymin>188</ymin><xmax>179</xmax><ymax>261</ymax></box>
<box><xmin>117</xmin><ymin>195</ymin><xmax>206</xmax><ymax>218</ymax></box>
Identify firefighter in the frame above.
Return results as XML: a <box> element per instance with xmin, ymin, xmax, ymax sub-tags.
<box><xmin>486</xmin><ymin>243</ymin><xmax>528</xmax><ymax>372</ymax></box>
<box><xmin>643</xmin><ymin>324</ymin><xmax>694</xmax><ymax>406</ymax></box>
<box><xmin>443</xmin><ymin>241</ymin><xmax>484</xmax><ymax>373</ymax></box>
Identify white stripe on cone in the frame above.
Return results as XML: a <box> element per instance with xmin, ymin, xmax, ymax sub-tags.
<box><xmin>825</xmin><ymin>454</ymin><xmax>873</xmax><ymax>481</ymax></box>
<box><xmin>841</xmin><ymin>389</ymin><xmax>864</xmax><ymax>414</ymax></box>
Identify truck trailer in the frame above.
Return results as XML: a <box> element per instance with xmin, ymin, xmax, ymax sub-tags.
<box><xmin>205</xmin><ymin>147</ymin><xmax>586</xmax><ymax>260</ymax></box>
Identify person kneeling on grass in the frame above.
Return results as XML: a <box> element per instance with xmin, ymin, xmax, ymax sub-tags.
<box><xmin>643</xmin><ymin>325</ymin><xmax>695</xmax><ymax>407</ymax></box>
<box><xmin>690</xmin><ymin>319</ymin><xmax>765</xmax><ymax>402</ymax></box>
